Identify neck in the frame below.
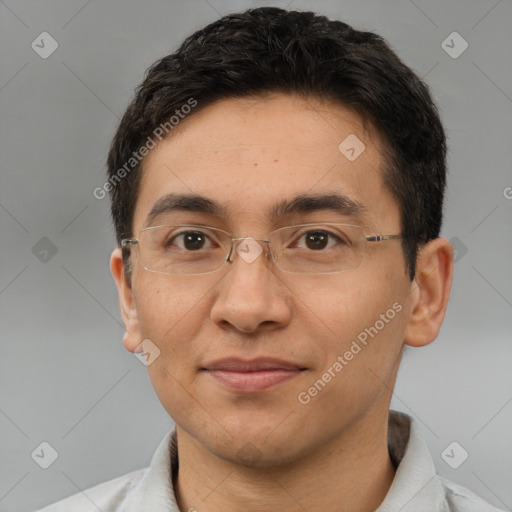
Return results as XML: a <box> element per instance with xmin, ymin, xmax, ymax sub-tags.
<box><xmin>174</xmin><ymin>406</ymin><xmax>396</xmax><ymax>512</ymax></box>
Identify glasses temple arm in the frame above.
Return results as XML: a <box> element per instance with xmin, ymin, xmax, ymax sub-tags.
<box><xmin>365</xmin><ymin>234</ymin><xmax>408</xmax><ymax>242</ymax></box>
<box><xmin>121</xmin><ymin>239</ymin><xmax>139</xmax><ymax>247</ymax></box>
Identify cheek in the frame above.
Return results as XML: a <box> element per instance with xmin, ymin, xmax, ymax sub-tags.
<box><xmin>287</xmin><ymin>274</ymin><xmax>383</xmax><ymax>344</ymax></box>
<box><xmin>137</xmin><ymin>274</ymin><xmax>193</xmax><ymax>321</ymax></box>
<box><xmin>137</xmin><ymin>280</ymin><xmax>210</xmax><ymax>422</ymax></box>
<box><xmin>296</xmin><ymin>296</ymin><xmax>405</xmax><ymax>430</ymax></box>
<box><xmin>298</xmin><ymin>270</ymin><xmax>406</xmax><ymax>378</ymax></box>
<box><xmin>134</xmin><ymin>278</ymin><xmax>209</xmax><ymax>365</ymax></box>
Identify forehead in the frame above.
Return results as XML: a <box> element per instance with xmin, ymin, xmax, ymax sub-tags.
<box><xmin>134</xmin><ymin>94</ymin><xmax>399</xmax><ymax>233</ymax></box>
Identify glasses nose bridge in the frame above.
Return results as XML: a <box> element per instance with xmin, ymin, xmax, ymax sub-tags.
<box><xmin>226</xmin><ymin>236</ymin><xmax>273</xmax><ymax>264</ymax></box>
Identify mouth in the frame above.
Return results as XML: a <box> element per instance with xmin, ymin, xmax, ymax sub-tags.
<box><xmin>201</xmin><ymin>358</ymin><xmax>308</xmax><ymax>393</ymax></box>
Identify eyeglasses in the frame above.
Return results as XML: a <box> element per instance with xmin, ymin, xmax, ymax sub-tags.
<box><xmin>121</xmin><ymin>223</ymin><xmax>408</xmax><ymax>276</ymax></box>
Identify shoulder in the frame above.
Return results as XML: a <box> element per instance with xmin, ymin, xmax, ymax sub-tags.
<box><xmin>439</xmin><ymin>476</ymin><xmax>507</xmax><ymax>512</ymax></box>
<box><xmin>34</xmin><ymin>467</ymin><xmax>147</xmax><ymax>512</ymax></box>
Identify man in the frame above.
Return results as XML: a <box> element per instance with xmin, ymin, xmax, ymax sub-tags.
<box><xmin>38</xmin><ymin>7</ymin><xmax>504</xmax><ymax>512</ymax></box>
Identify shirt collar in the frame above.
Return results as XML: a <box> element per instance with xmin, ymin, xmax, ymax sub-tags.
<box><xmin>132</xmin><ymin>410</ymin><xmax>446</xmax><ymax>511</ymax></box>
<box><xmin>376</xmin><ymin>410</ymin><xmax>446</xmax><ymax>511</ymax></box>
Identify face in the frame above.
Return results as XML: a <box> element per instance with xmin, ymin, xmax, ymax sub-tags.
<box><xmin>115</xmin><ymin>93</ymin><xmax>417</xmax><ymax>466</ymax></box>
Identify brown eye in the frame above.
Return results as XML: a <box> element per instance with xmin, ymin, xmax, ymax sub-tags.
<box><xmin>304</xmin><ymin>231</ymin><xmax>329</xmax><ymax>250</ymax></box>
<box><xmin>295</xmin><ymin>230</ymin><xmax>346</xmax><ymax>251</ymax></box>
<box><xmin>169</xmin><ymin>231</ymin><xmax>212</xmax><ymax>251</ymax></box>
<box><xmin>182</xmin><ymin>232</ymin><xmax>207</xmax><ymax>250</ymax></box>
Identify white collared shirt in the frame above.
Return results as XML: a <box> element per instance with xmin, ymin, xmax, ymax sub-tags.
<box><xmin>36</xmin><ymin>410</ymin><xmax>505</xmax><ymax>511</ymax></box>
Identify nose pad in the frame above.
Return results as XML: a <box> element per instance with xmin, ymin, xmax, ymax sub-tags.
<box><xmin>226</xmin><ymin>237</ymin><xmax>271</xmax><ymax>266</ymax></box>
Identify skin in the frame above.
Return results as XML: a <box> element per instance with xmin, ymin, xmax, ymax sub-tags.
<box><xmin>111</xmin><ymin>93</ymin><xmax>453</xmax><ymax>512</ymax></box>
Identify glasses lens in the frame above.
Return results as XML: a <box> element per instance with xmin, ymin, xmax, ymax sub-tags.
<box><xmin>270</xmin><ymin>223</ymin><xmax>365</xmax><ymax>274</ymax></box>
<box><xmin>135</xmin><ymin>223</ymin><xmax>366</xmax><ymax>275</ymax></box>
<box><xmin>138</xmin><ymin>225</ymin><xmax>229</xmax><ymax>275</ymax></box>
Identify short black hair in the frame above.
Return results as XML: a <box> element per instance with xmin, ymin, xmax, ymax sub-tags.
<box><xmin>106</xmin><ymin>7</ymin><xmax>447</xmax><ymax>281</ymax></box>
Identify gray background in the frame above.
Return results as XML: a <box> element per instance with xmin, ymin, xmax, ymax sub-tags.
<box><xmin>1</xmin><ymin>0</ymin><xmax>511</xmax><ymax>510</ymax></box>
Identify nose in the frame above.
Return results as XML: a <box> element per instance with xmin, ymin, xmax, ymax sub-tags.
<box><xmin>209</xmin><ymin>237</ymin><xmax>292</xmax><ymax>334</ymax></box>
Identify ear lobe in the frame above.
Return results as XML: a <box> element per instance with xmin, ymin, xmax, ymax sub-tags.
<box><xmin>110</xmin><ymin>248</ymin><xmax>142</xmax><ymax>353</ymax></box>
<box><xmin>403</xmin><ymin>238</ymin><xmax>454</xmax><ymax>348</ymax></box>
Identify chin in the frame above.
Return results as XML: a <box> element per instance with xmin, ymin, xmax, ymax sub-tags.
<box><xmin>215</xmin><ymin>438</ymin><xmax>309</xmax><ymax>470</ymax></box>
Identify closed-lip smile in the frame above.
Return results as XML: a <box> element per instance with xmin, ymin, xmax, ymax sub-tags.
<box><xmin>201</xmin><ymin>357</ymin><xmax>307</xmax><ymax>393</ymax></box>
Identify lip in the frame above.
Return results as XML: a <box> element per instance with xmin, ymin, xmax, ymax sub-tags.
<box><xmin>202</xmin><ymin>358</ymin><xmax>307</xmax><ymax>393</ymax></box>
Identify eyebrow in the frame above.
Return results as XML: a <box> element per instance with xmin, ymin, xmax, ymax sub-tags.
<box><xmin>144</xmin><ymin>192</ymin><xmax>367</xmax><ymax>226</ymax></box>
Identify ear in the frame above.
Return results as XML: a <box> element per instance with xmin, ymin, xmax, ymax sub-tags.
<box><xmin>403</xmin><ymin>238</ymin><xmax>454</xmax><ymax>348</ymax></box>
<box><xmin>110</xmin><ymin>247</ymin><xmax>142</xmax><ymax>353</ymax></box>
